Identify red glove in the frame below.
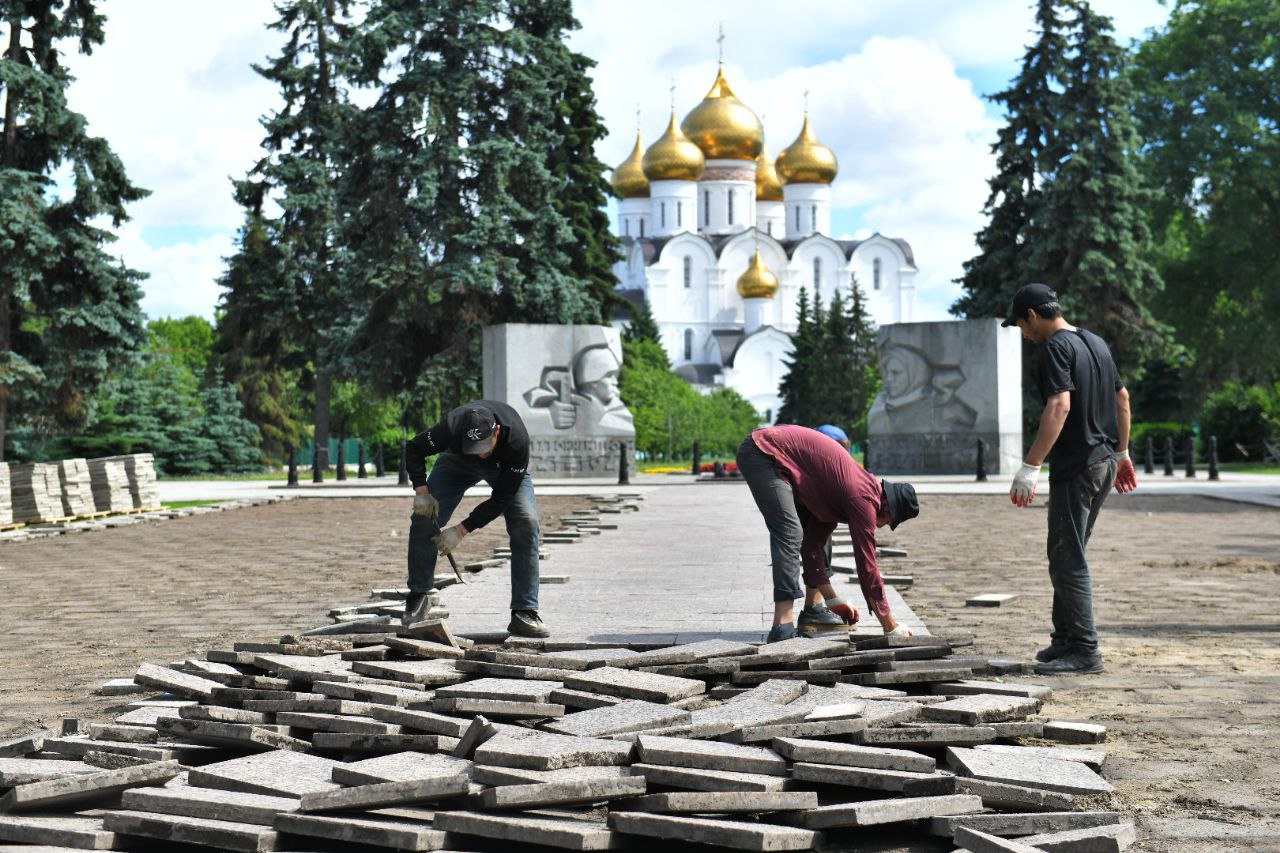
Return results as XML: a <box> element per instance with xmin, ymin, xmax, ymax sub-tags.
<box><xmin>826</xmin><ymin>597</ymin><xmax>859</xmax><ymax>626</ymax></box>
<box><xmin>1115</xmin><ymin>450</ymin><xmax>1138</xmax><ymax>494</ymax></box>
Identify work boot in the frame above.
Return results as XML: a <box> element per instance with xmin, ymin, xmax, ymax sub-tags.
<box><xmin>508</xmin><ymin>610</ymin><xmax>550</xmax><ymax>639</ymax></box>
<box><xmin>1035</xmin><ymin>643</ymin><xmax>1068</xmax><ymax>663</ymax></box>
<box><xmin>401</xmin><ymin>591</ymin><xmax>431</xmax><ymax>627</ymax></box>
<box><xmin>766</xmin><ymin>622</ymin><xmax>799</xmax><ymax>643</ymax></box>
<box><xmin>1034</xmin><ymin>650</ymin><xmax>1104</xmax><ymax>676</ymax></box>
<box><xmin>797</xmin><ymin>603</ymin><xmax>845</xmax><ymax>633</ymax></box>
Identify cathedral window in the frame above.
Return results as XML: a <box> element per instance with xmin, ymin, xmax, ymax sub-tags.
<box><xmin>677</xmin><ymin>202</ymin><xmax>682</xmax><ymax>228</ymax></box>
<box><xmin>704</xmin><ymin>191</ymin><xmax>710</xmax><ymax>226</ymax></box>
<box><xmin>660</xmin><ymin>203</ymin><xmax>666</xmax><ymax>229</ymax></box>
<box><xmin>727</xmin><ymin>190</ymin><xmax>734</xmax><ymax>226</ymax></box>
<box><xmin>640</xmin><ymin>219</ymin><xmax>645</xmax><ymax>238</ymax></box>
<box><xmin>683</xmin><ymin>256</ymin><xmax>692</xmax><ymax>289</ymax></box>
<box><xmin>810</xmin><ymin>205</ymin><xmax>817</xmax><ymax>231</ymax></box>
<box><xmin>624</xmin><ymin>220</ymin><xmax>630</xmax><ymax>237</ymax></box>
<box><xmin>767</xmin><ymin>221</ymin><xmax>772</xmax><ymax>236</ymax></box>
<box><xmin>873</xmin><ymin>257</ymin><xmax>882</xmax><ymax>290</ymax></box>
<box><xmin>813</xmin><ymin>257</ymin><xmax>821</xmax><ymax>290</ymax></box>
<box><xmin>683</xmin><ymin>329</ymin><xmax>693</xmax><ymax>361</ymax></box>
<box><xmin>795</xmin><ymin>206</ymin><xmax>801</xmax><ymax>231</ymax></box>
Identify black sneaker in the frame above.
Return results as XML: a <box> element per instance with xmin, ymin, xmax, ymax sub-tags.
<box><xmin>1034</xmin><ymin>651</ymin><xmax>1104</xmax><ymax>676</ymax></box>
<box><xmin>766</xmin><ymin>622</ymin><xmax>800</xmax><ymax>643</ymax></box>
<box><xmin>1036</xmin><ymin>643</ymin><xmax>1068</xmax><ymax>663</ymax></box>
<box><xmin>401</xmin><ymin>591</ymin><xmax>431</xmax><ymax>627</ymax></box>
<box><xmin>797</xmin><ymin>604</ymin><xmax>845</xmax><ymax>633</ymax></box>
<box><xmin>508</xmin><ymin>610</ymin><xmax>550</xmax><ymax>639</ymax></box>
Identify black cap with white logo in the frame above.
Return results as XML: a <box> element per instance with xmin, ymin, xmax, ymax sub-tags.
<box><xmin>459</xmin><ymin>406</ymin><xmax>497</xmax><ymax>455</ymax></box>
<box><xmin>1002</xmin><ymin>282</ymin><xmax>1058</xmax><ymax>327</ymax></box>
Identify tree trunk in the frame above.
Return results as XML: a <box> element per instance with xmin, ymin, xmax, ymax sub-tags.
<box><xmin>0</xmin><ymin>17</ymin><xmax>22</xmax><ymax>461</ymax></box>
<box><xmin>313</xmin><ymin>367</ymin><xmax>332</xmax><ymax>470</ymax></box>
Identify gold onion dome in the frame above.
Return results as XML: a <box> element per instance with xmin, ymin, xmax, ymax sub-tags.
<box><xmin>642</xmin><ymin>110</ymin><xmax>705</xmax><ymax>182</ymax></box>
<box><xmin>611</xmin><ymin>130</ymin><xmax>650</xmax><ymax>198</ymax></box>
<box><xmin>737</xmin><ymin>248</ymin><xmax>779</xmax><ymax>299</ymax></box>
<box><xmin>680</xmin><ymin>65</ymin><xmax>764</xmax><ymax>161</ymax></box>
<box><xmin>755</xmin><ymin>143</ymin><xmax>783</xmax><ymax>201</ymax></box>
<box><xmin>776</xmin><ymin>114</ymin><xmax>838</xmax><ymax>185</ymax></box>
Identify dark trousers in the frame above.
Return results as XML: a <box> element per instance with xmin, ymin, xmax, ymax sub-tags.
<box><xmin>1046</xmin><ymin>458</ymin><xmax>1116</xmax><ymax>655</ymax></box>
<box><xmin>407</xmin><ymin>452</ymin><xmax>540</xmax><ymax>611</ymax></box>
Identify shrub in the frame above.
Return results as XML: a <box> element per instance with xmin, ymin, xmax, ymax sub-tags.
<box><xmin>1198</xmin><ymin>383</ymin><xmax>1279</xmax><ymax>462</ymax></box>
<box><xmin>1129</xmin><ymin>422</ymin><xmax>1195</xmax><ymax>456</ymax></box>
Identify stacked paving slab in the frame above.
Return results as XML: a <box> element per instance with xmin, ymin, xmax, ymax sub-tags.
<box><xmin>0</xmin><ymin>462</ymin><xmax>11</xmax><ymax>525</ymax></box>
<box><xmin>7</xmin><ymin>462</ymin><xmax>64</xmax><ymax>523</ymax></box>
<box><xmin>87</xmin><ymin>457</ymin><xmax>132</xmax><ymax>513</ymax></box>
<box><xmin>95</xmin><ymin>453</ymin><xmax>160</xmax><ymax>510</ymax></box>
<box><xmin>58</xmin><ymin>458</ymin><xmax>96</xmax><ymax>517</ymax></box>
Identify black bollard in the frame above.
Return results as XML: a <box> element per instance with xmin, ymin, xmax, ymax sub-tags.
<box><xmin>1144</xmin><ymin>436</ymin><xmax>1155</xmax><ymax>475</ymax></box>
<box><xmin>618</xmin><ymin>442</ymin><xmax>630</xmax><ymax>486</ymax></box>
<box><xmin>312</xmin><ymin>446</ymin><xmax>323</xmax><ymax>483</ymax></box>
<box><xmin>358</xmin><ymin>442</ymin><xmax>367</xmax><ymax>479</ymax></box>
<box><xmin>1208</xmin><ymin>436</ymin><xmax>1220</xmax><ymax>481</ymax></box>
<box><xmin>398</xmin><ymin>439</ymin><xmax>410</xmax><ymax>486</ymax></box>
<box><xmin>1184</xmin><ymin>435</ymin><xmax>1196</xmax><ymax>478</ymax></box>
<box><xmin>691</xmin><ymin>440</ymin><xmax>702</xmax><ymax>477</ymax></box>
<box><xmin>1163</xmin><ymin>436</ymin><xmax>1175</xmax><ymax>476</ymax></box>
<box><xmin>375</xmin><ymin>445</ymin><xmax>386</xmax><ymax>478</ymax></box>
<box><xmin>336</xmin><ymin>439</ymin><xmax>347</xmax><ymax>481</ymax></box>
<box><xmin>975</xmin><ymin>438</ymin><xmax>987</xmax><ymax>482</ymax></box>
<box><xmin>287</xmin><ymin>444</ymin><xmax>299</xmax><ymax>487</ymax></box>
<box><xmin>863</xmin><ymin>439</ymin><xmax>871</xmax><ymax>472</ymax></box>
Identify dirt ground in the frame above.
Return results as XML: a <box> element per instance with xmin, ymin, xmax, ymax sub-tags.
<box><xmin>1</xmin><ymin>491</ymin><xmax>1277</xmax><ymax>850</ymax></box>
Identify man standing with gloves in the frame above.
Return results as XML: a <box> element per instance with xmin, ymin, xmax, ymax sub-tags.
<box><xmin>401</xmin><ymin>400</ymin><xmax>547</xmax><ymax>638</ymax></box>
<box><xmin>1003</xmin><ymin>283</ymin><xmax>1138</xmax><ymax>675</ymax></box>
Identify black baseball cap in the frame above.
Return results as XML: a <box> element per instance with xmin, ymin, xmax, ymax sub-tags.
<box><xmin>459</xmin><ymin>406</ymin><xmax>498</xmax><ymax>455</ymax></box>
<box><xmin>882</xmin><ymin>481</ymin><xmax>919</xmax><ymax>531</ymax></box>
<box><xmin>1001</xmin><ymin>282</ymin><xmax>1058</xmax><ymax>327</ymax></box>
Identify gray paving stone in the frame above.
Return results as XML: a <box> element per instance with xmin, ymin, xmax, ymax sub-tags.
<box><xmin>433</xmin><ymin>810</ymin><xmax>619</xmax><ymax>850</ymax></box>
<box><xmin>299</xmin><ymin>775</ymin><xmax>469</xmax><ymax>812</ymax></box>
<box><xmin>727</xmin><ymin>679</ymin><xmax>808</xmax><ymax>705</ymax></box>
<box><xmin>432</xmin><ymin>696</ymin><xmax>565</xmax><ymax>718</ymax></box>
<box><xmin>454</xmin><ymin>660</ymin><xmax>580</xmax><ymax>680</ymax></box>
<box><xmin>684</xmin><ymin>700</ymin><xmax>811</xmax><ymax>738</ymax></box>
<box><xmin>274</xmin><ymin>711</ymin><xmax>401</xmax><ymax>734</ymax></box>
<box><xmin>1021</xmin><ymin>822</ymin><xmax>1136</xmax><ymax>852</ymax></box>
<box><xmin>331</xmin><ymin>752</ymin><xmax>473</xmax><ymax>785</ymax></box>
<box><xmin>188</xmin><ymin>751</ymin><xmax>343</xmax><ymax>798</ymax></box>
<box><xmin>991</xmin><ymin>721</ymin><xmax>1046</xmax><ymax>739</ymax></box>
<box><xmin>102</xmin><ymin>810</ymin><xmax>277</xmax><ymax>853</ymax></box>
<box><xmin>639</xmin><ymin>659</ymin><xmax>742</xmax><ymax>678</ymax></box>
<box><xmin>608</xmin><ymin>811</ymin><xmax>818</xmax><ymax>851</ymax></box>
<box><xmin>614</xmin><ymin>790</ymin><xmax>817</xmax><ymax>814</ymax></box>
<box><xmin>121</xmin><ymin>784</ymin><xmax>300</xmax><ymax>826</ymax></box>
<box><xmin>538</xmin><ymin>648</ymin><xmax>638</xmax><ymax>668</ymax></box>
<box><xmin>856</xmin><ymin>700</ymin><xmax>925</xmax><ymax>727</ymax></box>
<box><xmin>614</xmin><ymin>639</ymin><xmax>758</xmax><ymax>669</ymax></box>
<box><xmin>955</xmin><ymin>778</ymin><xmax>1077</xmax><ymax>812</ymax></box>
<box><xmin>719</xmin><ymin>715</ymin><xmax>866</xmax><ymax>744</ymax></box>
<box><xmin>966</xmin><ymin>594</ymin><xmax>1019</xmax><ymax>607</ymax></box>
<box><xmin>732</xmin><ymin>669</ymin><xmax>840</xmax><ymax>686</ymax></box>
<box><xmin>772</xmin><ymin>737</ymin><xmax>935</xmax><ymax>772</ymax></box>
<box><xmin>352</xmin><ymin>659</ymin><xmax>466</xmax><ymax>686</ymax></box>
<box><xmin>133</xmin><ymin>662</ymin><xmax>222</xmax><ymax>701</ymax></box>
<box><xmin>0</xmin><ymin>814</ymin><xmax>115</xmax><ymax>848</ymax></box>
<box><xmin>38</xmin><ymin>736</ymin><xmax>198</xmax><ymax>763</ymax></box>
<box><xmin>1042</xmin><ymin>721</ymin><xmax>1107</xmax><ymax>745</ymax></box>
<box><xmin>82</xmin><ymin>751</ymin><xmax>152</xmax><ymax>770</ymax></box>
<box><xmin>636</xmin><ymin>735</ymin><xmax>786</xmax><ymax>776</ymax></box>
<box><xmin>0</xmin><ymin>735</ymin><xmax>44</xmax><ymax>758</ymax></box>
<box><xmin>935</xmin><ymin>811</ymin><xmax>1122</xmax><ymax>838</ymax></box>
<box><xmin>947</xmin><ymin>747</ymin><xmax>1113</xmax><ymax>795</ymax></box>
<box><xmin>155</xmin><ymin>717</ymin><xmax>311</xmax><ymax>751</ymax></box>
<box><xmin>0</xmin><ymin>759</ymin><xmax>97</xmax><ymax>786</ymax></box>
<box><xmin>98</xmin><ymin>677</ymin><xmax>146</xmax><ymax>695</ymax></box>
<box><xmin>364</xmin><ymin>706</ymin><xmax>473</xmax><ymax>738</ymax></box>
<box><xmin>312</xmin><ymin>732</ymin><xmax>461</xmax><ymax>753</ymax></box>
<box><xmin>451</xmin><ymin>716</ymin><xmax>501</xmax><ymax>758</ymax></box>
<box><xmin>629</xmin><ymin>764</ymin><xmax>790</xmax><ymax>793</ymax></box>
<box><xmin>0</xmin><ymin>760</ymin><xmax>179</xmax><ymax>812</ymax></box>
<box><xmin>472</xmin><ymin>765</ymin><xmax>633</xmax><ymax>786</ymax></box>
<box><xmin>435</xmin><ymin>677</ymin><xmax>561</xmax><ymax>702</ymax></box>
<box><xmin>790</xmin><ymin>762</ymin><xmax>956</xmax><ymax>795</ymax></box>
<box><xmin>847</xmin><ymin>667</ymin><xmax>975</xmax><ymax>686</ymax></box>
<box><xmin>941</xmin><ymin>680</ymin><xmax>1053</xmax><ymax>700</ymax></box>
<box><xmin>275</xmin><ymin>811</ymin><xmax>448</xmax><ymax>850</ymax></box>
<box><xmin>467</xmin><ymin>649</ymin><xmax>594</xmax><ymax>671</ymax></box>
<box><xmin>398</xmin><ymin>617</ymin><xmax>462</xmax><ymax>648</ymax></box>
<box><xmin>253</xmin><ymin>654</ymin><xmax>356</xmax><ymax>683</ymax></box>
<box><xmin>178</xmin><ymin>704</ymin><xmax>270</xmax><ymax>725</ymax></box>
<box><xmin>974</xmin><ymin>744</ymin><xmax>1106</xmax><ymax>771</ymax></box>
<box><xmin>923</xmin><ymin>694</ymin><xmax>1043</xmax><ymax>724</ymax></box>
<box><xmin>480</xmin><ymin>775</ymin><xmax>646</xmax><ymax>808</ymax></box>
<box><xmin>474</xmin><ymin>731</ymin><xmax>632</xmax><ymax>771</ymax></box>
<box><xmin>797</xmin><ymin>793</ymin><xmax>984</xmax><ymax>828</ymax></box>
<box><xmin>383</xmin><ymin>637</ymin><xmax>466</xmax><ymax>660</ymax></box>
<box><xmin>312</xmin><ymin>680</ymin><xmax>432</xmax><ymax>707</ymax></box>
<box><xmin>857</xmin><ymin>725</ymin><xmax>998</xmax><ymax>748</ymax></box>
<box><xmin>562</xmin><ymin>667</ymin><xmax>704</xmax><ymax>702</ymax></box>
<box><xmin>953</xmin><ymin>826</ymin><xmax>1048</xmax><ymax>852</ymax></box>
<box><xmin>741</xmin><ymin>637</ymin><xmax>849</xmax><ymax>667</ymax></box>
<box><xmin>544</xmin><ymin>700</ymin><xmax>690</xmax><ymax>738</ymax></box>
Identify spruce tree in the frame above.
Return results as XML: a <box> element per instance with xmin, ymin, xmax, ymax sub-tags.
<box><xmin>0</xmin><ymin>2</ymin><xmax>147</xmax><ymax>459</ymax></box>
<box><xmin>199</xmin><ymin>368</ymin><xmax>263</xmax><ymax>472</ymax></box>
<box><xmin>777</xmin><ymin>287</ymin><xmax>823</xmax><ymax>425</ymax></box>
<box><xmin>622</xmin><ymin>297</ymin><xmax>661</xmax><ymax>344</ymax></box>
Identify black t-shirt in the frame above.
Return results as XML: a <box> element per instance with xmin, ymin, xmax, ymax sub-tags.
<box><xmin>1036</xmin><ymin>329</ymin><xmax>1124</xmax><ymax>481</ymax></box>
<box><xmin>405</xmin><ymin>400</ymin><xmax>530</xmax><ymax>531</ymax></box>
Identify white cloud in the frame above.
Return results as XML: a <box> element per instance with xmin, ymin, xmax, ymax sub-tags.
<box><xmin>110</xmin><ymin>223</ymin><xmax>234</xmax><ymax>321</ymax></box>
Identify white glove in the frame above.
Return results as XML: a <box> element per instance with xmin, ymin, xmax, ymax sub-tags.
<box><xmin>886</xmin><ymin>622</ymin><xmax>913</xmax><ymax>638</ymax></box>
<box><xmin>1010</xmin><ymin>462</ymin><xmax>1041</xmax><ymax>507</ymax></box>
<box><xmin>433</xmin><ymin>524</ymin><xmax>466</xmax><ymax>555</ymax></box>
<box><xmin>412</xmin><ymin>492</ymin><xmax>439</xmax><ymax>520</ymax></box>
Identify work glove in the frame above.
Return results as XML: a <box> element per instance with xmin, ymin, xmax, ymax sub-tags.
<box><xmin>412</xmin><ymin>492</ymin><xmax>439</xmax><ymax>521</ymax></box>
<box><xmin>886</xmin><ymin>622</ymin><xmax>913</xmax><ymax>638</ymax></box>
<box><xmin>826</xmin><ymin>597</ymin><xmax>859</xmax><ymax>626</ymax></box>
<box><xmin>1010</xmin><ymin>462</ymin><xmax>1041</xmax><ymax>507</ymax></box>
<box><xmin>1114</xmin><ymin>449</ymin><xmax>1138</xmax><ymax>494</ymax></box>
<box><xmin>433</xmin><ymin>524</ymin><xmax>466</xmax><ymax>555</ymax></box>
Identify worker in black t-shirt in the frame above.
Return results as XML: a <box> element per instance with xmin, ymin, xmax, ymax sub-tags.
<box><xmin>401</xmin><ymin>400</ymin><xmax>547</xmax><ymax>638</ymax></box>
<box><xmin>1002</xmin><ymin>283</ymin><xmax>1138</xmax><ymax>675</ymax></box>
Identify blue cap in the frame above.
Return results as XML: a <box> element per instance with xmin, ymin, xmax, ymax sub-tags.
<box><xmin>816</xmin><ymin>424</ymin><xmax>848</xmax><ymax>444</ymax></box>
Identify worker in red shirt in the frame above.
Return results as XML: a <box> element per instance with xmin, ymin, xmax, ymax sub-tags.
<box><xmin>737</xmin><ymin>424</ymin><xmax>920</xmax><ymax>643</ymax></box>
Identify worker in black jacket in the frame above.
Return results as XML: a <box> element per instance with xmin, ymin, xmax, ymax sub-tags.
<box><xmin>402</xmin><ymin>400</ymin><xmax>546</xmax><ymax>638</ymax></box>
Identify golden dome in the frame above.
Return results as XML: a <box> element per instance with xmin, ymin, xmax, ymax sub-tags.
<box><xmin>611</xmin><ymin>130</ymin><xmax>649</xmax><ymax>199</ymax></box>
<box><xmin>755</xmin><ymin>143</ymin><xmax>783</xmax><ymax>201</ymax></box>
<box><xmin>776</xmin><ymin>114</ymin><xmax>838</xmax><ymax>185</ymax></box>
<box><xmin>737</xmin><ymin>248</ymin><xmax>779</xmax><ymax>299</ymax></box>
<box><xmin>680</xmin><ymin>65</ymin><xmax>764</xmax><ymax>161</ymax></box>
<box><xmin>642</xmin><ymin>110</ymin><xmax>705</xmax><ymax>182</ymax></box>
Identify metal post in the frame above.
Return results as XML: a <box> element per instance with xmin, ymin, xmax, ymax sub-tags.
<box><xmin>975</xmin><ymin>438</ymin><xmax>987</xmax><ymax>482</ymax></box>
<box><xmin>312</xmin><ymin>444</ymin><xmax>323</xmax><ymax>483</ymax></box>
<box><xmin>287</xmin><ymin>445</ymin><xmax>298</xmax><ymax>487</ymax></box>
<box><xmin>1184</xmin><ymin>435</ymin><xmax>1196</xmax><ymax>478</ymax></box>
<box><xmin>358</xmin><ymin>442</ymin><xmax>367</xmax><ymax>479</ymax></box>
<box><xmin>863</xmin><ymin>439</ymin><xmax>871</xmax><ymax>472</ymax></box>
<box><xmin>398</xmin><ymin>439</ymin><xmax>410</xmax><ymax>486</ymax></box>
<box><xmin>336</xmin><ymin>438</ymin><xmax>347</xmax><ymax>481</ymax></box>
<box><xmin>1144</xmin><ymin>436</ymin><xmax>1154</xmax><ymax>475</ymax></box>
<box><xmin>691</xmin><ymin>440</ymin><xmax>702</xmax><ymax>477</ymax></box>
<box><xmin>1208</xmin><ymin>436</ymin><xmax>1220</xmax><ymax>481</ymax></box>
<box><xmin>1163</xmin><ymin>436</ymin><xmax>1175</xmax><ymax>476</ymax></box>
<box><xmin>375</xmin><ymin>445</ymin><xmax>385</xmax><ymax>478</ymax></box>
<box><xmin>618</xmin><ymin>442</ymin><xmax>630</xmax><ymax>486</ymax></box>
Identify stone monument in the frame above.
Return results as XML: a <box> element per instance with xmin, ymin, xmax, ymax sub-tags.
<box><xmin>483</xmin><ymin>324</ymin><xmax>636</xmax><ymax>478</ymax></box>
<box><xmin>867</xmin><ymin>319</ymin><xmax>1022</xmax><ymax>475</ymax></box>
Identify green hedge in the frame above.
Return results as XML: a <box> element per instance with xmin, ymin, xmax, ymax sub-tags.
<box><xmin>1129</xmin><ymin>422</ymin><xmax>1194</xmax><ymax>453</ymax></box>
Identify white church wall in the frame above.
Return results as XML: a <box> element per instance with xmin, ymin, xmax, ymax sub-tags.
<box><xmin>850</xmin><ymin>236</ymin><xmax>914</xmax><ymax>326</ymax></box>
<box><xmin>724</xmin><ymin>328</ymin><xmax>793</xmax><ymax>423</ymax></box>
<box><xmin>790</xmin><ymin>236</ymin><xmax>848</xmax><ymax>311</ymax></box>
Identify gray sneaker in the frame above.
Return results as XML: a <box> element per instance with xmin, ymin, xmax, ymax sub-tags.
<box><xmin>401</xmin><ymin>591</ymin><xmax>431</xmax><ymax>627</ymax></box>
<box><xmin>766</xmin><ymin>622</ymin><xmax>800</xmax><ymax>643</ymax></box>
<box><xmin>508</xmin><ymin>610</ymin><xmax>550</xmax><ymax>639</ymax></box>
<box><xmin>797</xmin><ymin>603</ymin><xmax>845</xmax><ymax>633</ymax></box>
<box><xmin>1036</xmin><ymin>643</ymin><xmax>1068</xmax><ymax>663</ymax></box>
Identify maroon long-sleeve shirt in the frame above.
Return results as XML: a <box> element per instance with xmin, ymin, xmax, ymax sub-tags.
<box><xmin>750</xmin><ymin>425</ymin><xmax>891</xmax><ymax>619</ymax></box>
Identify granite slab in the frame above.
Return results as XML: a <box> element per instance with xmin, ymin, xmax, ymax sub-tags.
<box><xmin>771</xmin><ymin>737</ymin><xmax>935</xmax><ymax>772</ymax></box>
<box><xmin>629</xmin><ymin>764</ymin><xmax>791</xmax><ymax>793</ymax></box>
<box><xmin>608</xmin><ymin>811</ymin><xmax>818</xmax><ymax>851</ymax></box>
<box><xmin>636</xmin><ymin>735</ymin><xmax>786</xmax><ymax>776</ymax></box>
<box><xmin>331</xmin><ymin>751</ymin><xmax>473</xmax><ymax>786</ymax></box>
<box><xmin>120</xmin><ymin>784</ymin><xmax>300</xmax><ymax>826</ymax></box>
<box><xmin>299</xmin><ymin>775</ymin><xmax>470</xmax><ymax>812</ymax></box>
<box><xmin>474</xmin><ymin>732</ymin><xmax>632</xmax><ymax>771</ymax></box>
<box><xmin>187</xmin><ymin>751</ymin><xmax>343</xmax><ymax>798</ymax></box>
<box><xmin>0</xmin><ymin>760</ymin><xmax>179</xmax><ymax>812</ymax></box>
<box><xmin>433</xmin><ymin>810</ymin><xmax>619</xmax><ymax>850</ymax></box>
<box><xmin>544</xmin><ymin>700</ymin><xmax>690</xmax><ymax>738</ymax></box>
<box><xmin>797</xmin><ymin>793</ymin><xmax>984</xmax><ymax>829</ymax></box>
<box><xmin>561</xmin><ymin>667</ymin><xmax>704</xmax><ymax>703</ymax></box>
<box><xmin>0</xmin><ymin>814</ymin><xmax>115</xmax><ymax>849</ymax></box>
<box><xmin>480</xmin><ymin>775</ymin><xmax>646</xmax><ymax>808</ymax></box>
<box><xmin>102</xmin><ymin>810</ymin><xmax>277</xmax><ymax>853</ymax></box>
<box><xmin>946</xmin><ymin>747</ymin><xmax>1113</xmax><ymax>795</ymax></box>
<box><xmin>790</xmin><ymin>762</ymin><xmax>956</xmax><ymax>796</ymax></box>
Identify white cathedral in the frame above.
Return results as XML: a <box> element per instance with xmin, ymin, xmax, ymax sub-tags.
<box><xmin>610</xmin><ymin>63</ymin><xmax>918</xmax><ymax>422</ymax></box>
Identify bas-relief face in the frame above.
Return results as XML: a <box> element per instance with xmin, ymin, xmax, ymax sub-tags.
<box><xmin>883</xmin><ymin>355</ymin><xmax>912</xmax><ymax>398</ymax></box>
<box><xmin>881</xmin><ymin>347</ymin><xmax>928</xmax><ymax>399</ymax></box>
<box><xmin>579</xmin><ymin>370</ymin><xmax>620</xmax><ymax>406</ymax></box>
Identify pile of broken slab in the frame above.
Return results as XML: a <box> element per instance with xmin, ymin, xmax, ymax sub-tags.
<box><xmin>0</xmin><ymin>611</ymin><xmax>1135</xmax><ymax>852</ymax></box>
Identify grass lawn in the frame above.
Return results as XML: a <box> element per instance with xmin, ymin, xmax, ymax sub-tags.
<box><xmin>161</xmin><ymin>500</ymin><xmax>230</xmax><ymax>509</ymax></box>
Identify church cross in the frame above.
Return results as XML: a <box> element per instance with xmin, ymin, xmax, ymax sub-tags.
<box><xmin>717</xmin><ymin>23</ymin><xmax>725</xmax><ymax>63</ymax></box>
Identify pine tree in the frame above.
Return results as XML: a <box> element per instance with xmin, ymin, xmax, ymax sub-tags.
<box><xmin>0</xmin><ymin>3</ymin><xmax>147</xmax><ymax>459</ymax></box>
<box><xmin>199</xmin><ymin>369</ymin><xmax>263</xmax><ymax>472</ymax></box>
<box><xmin>846</xmin><ymin>276</ymin><xmax>881</xmax><ymax>441</ymax></box>
<box><xmin>622</xmin><ymin>297</ymin><xmax>661</xmax><ymax>344</ymax></box>
<box><xmin>777</xmin><ymin>287</ymin><xmax>823</xmax><ymax>425</ymax></box>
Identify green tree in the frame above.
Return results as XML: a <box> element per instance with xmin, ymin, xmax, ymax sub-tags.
<box><xmin>817</xmin><ymin>277</ymin><xmax>879</xmax><ymax>442</ymax></box>
<box><xmin>149</xmin><ymin>316</ymin><xmax>214</xmax><ymax>379</ymax></box>
<box><xmin>622</xmin><ymin>296</ymin><xmax>661</xmax><ymax>344</ymax></box>
<box><xmin>0</xmin><ymin>2</ymin><xmax>147</xmax><ymax>459</ymax></box>
<box><xmin>1130</xmin><ymin>0</ymin><xmax>1280</xmax><ymax>392</ymax></box>
<box><xmin>1198</xmin><ymin>382</ymin><xmax>1279</xmax><ymax>462</ymax></box>
<box><xmin>199</xmin><ymin>368</ymin><xmax>263</xmax><ymax>472</ymax></box>
<box><xmin>777</xmin><ymin>287</ymin><xmax>824</xmax><ymax>426</ymax></box>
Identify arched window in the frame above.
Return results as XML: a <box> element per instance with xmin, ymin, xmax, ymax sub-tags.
<box><xmin>624</xmin><ymin>220</ymin><xmax>630</xmax><ymax>237</ymax></box>
<box><xmin>873</xmin><ymin>257</ymin><xmax>882</xmax><ymax>290</ymax></box>
<box><xmin>683</xmin><ymin>256</ymin><xmax>692</xmax><ymax>289</ymax></box>
<box><xmin>683</xmin><ymin>329</ymin><xmax>693</xmax><ymax>361</ymax></box>
<box><xmin>676</xmin><ymin>202</ymin><xmax>682</xmax><ymax>229</ymax></box>
<box><xmin>727</xmin><ymin>190</ymin><xmax>735</xmax><ymax>226</ymax></box>
<box><xmin>639</xmin><ymin>219</ymin><xmax>645</xmax><ymax>238</ymax></box>
<box><xmin>794</xmin><ymin>206</ymin><xmax>801</xmax><ymax>231</ymax></box>
<box><xmin>810</xmin><ymin>205</ymin><xmax>817</xmax><ymax>232</ymax></box>
<box><xmin>813</xmin><ymin>257</ymin><xmax>822</xmax><ymax>290</ymax></box>
<box><xmin>704</xmin><ymin>191</ymin><xmax>710</xmax><ymax>227</ymax></box>
<box><xmin>767</xmin><ymin>220</ymin><xmax>773</xmax><ymax>236</ymax></box>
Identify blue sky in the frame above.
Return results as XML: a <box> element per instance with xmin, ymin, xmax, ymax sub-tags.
<box><xmin>65</xmin><ymin>0</ymin><xmax>1172</xmax><ymax>322</ymax></box>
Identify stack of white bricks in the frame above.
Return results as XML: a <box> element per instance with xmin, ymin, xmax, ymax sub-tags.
<box><xmin>88</xmin><ymin>457</ymin><xmax>133</xmax><ymax>512</ymax></box>
<box><xmin>9</xmin><ymin>462</ymin><xmax>64</xmax><ymax>522</ymax></box>
<box><xmin>0</xmin><ymin>462</ymin><xmax>10</xmax><ymax>525</ymax></box>
<box><xmin>98</xmin><ymin>453</ymin><xmax>161</xmax><ymax>510</ymax></box>
<box><xmin>59</xmin><ymin>458</ymin><xmax>96</xmax><ymax>517</ymax></box>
